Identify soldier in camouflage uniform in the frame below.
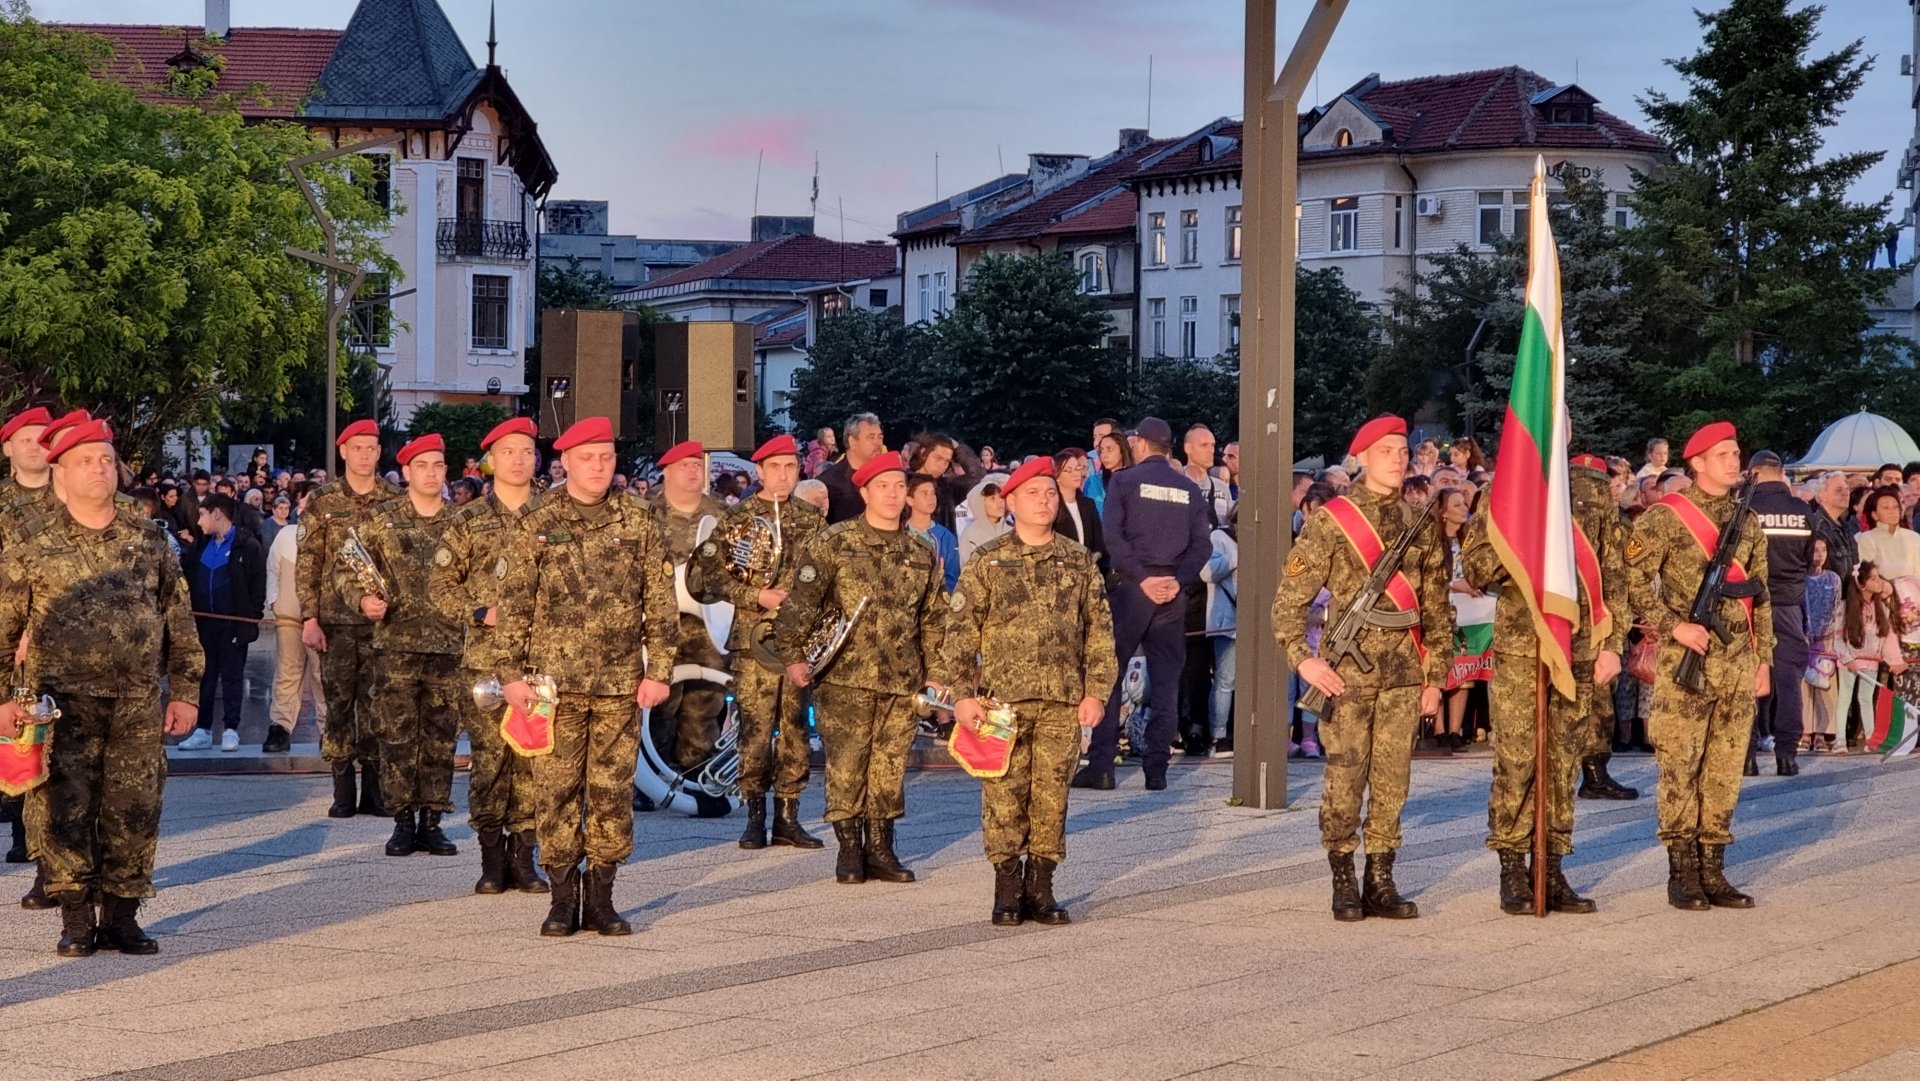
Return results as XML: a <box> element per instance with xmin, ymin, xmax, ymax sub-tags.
<box><xmin>296</xmin><ymin>419</ymin><xmax>401</xmax><ymax>818</ymax></box>
<box><xmin>935</xmin><ymin>458</ymin><xmax>1114</xmax><ymax>927</ymax></box>
<box><xmin>692</xmin><ymin>434</ymin><xmax>825</xmax><ymax>851</ymax></box>
<box><xmin>0</xmin><ymin>420</ymin><xmax>203</xmax><ymax>957</ymax></box>
<box><xmin>648</xmin><ymin>440</ymin><xmax>731</xmax><ymax>775</ymax></box>
<box><xmin>776</xmin><ymin>451</ymin><xmax>944</xmax><ymax>886</ymax></box>
<box><xmin>337</xmin><ymin>434</ymin><xmax>465</xmax><ymax>861</ymax></box>
<box><xmin>1272</xmin><ymin>416</ymin><xmax>1451</xmax><ymax>922</ymax></box>
<box><xmin>1627</xmin><ymin>422</ymin><xmax>1771</xmax><ymax>911</ymax></box>
<box><xmin>1461</xmin><ymin>453</ymin><xmax>1625</xmax><ymax>915</ymax></box>
<box><xmin>493</xmin><ymin>416</ymin><xmax>678</xmax><ymax>938</ymax></box>
<box><xmin>0</xmin><ymin>406</ymin><xmax>51</xmax><ymax>889</ymax></box>
<box><xmin>428</xmin><ymin>417</ymin><xmax>545</xmax><ymax>895</ymax></box>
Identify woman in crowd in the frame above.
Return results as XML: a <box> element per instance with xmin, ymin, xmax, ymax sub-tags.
<box><xmin>1801</xmin><ymin>537</ymin><xmax>1845</xmax><ymax>754</ymax></box>
<box><xmin>978</xmin><ymin>445</ymin><xmax>1000</xmax><ymax>473</ymax></box>
<box><xmin>1200</xmin><ymin>505</ymin><xmax>1238</xmax><ymax>758</ymax></box>
<box><xmin>1448</xmin><ymin>436</ymin><xmax>1487</xmax><ymax>484</ymax></box>
<box><xmin>1093</xmin><ymin>430</ymin><xmax>1133</xmax><ymax>515</ymax></box>
<box><xmin>1411</xmin><ymin>440</ymin><xmax>1440</xmax><ymax>478</ymax></box>
<box><xmin>906</xmin><ymin>433</ymin><xmax>982</xmax><ymax>533</ymax></box>
<box><xmin>1437</xmin><ymin>487</ymin><xmax>1487</xmax><ymax>752</ymax></box>
<box><xmin>1841</xmin><ymin>561</ymin><xmax>1905</xmax><ymax>753</ymax></box>
<box><xmin>1051</xmin><ymin>448</ymin><xmax>1106</xmax><ymax>571</ymax></box>
<box><xmin>1857</xmin><ymin>487</ymin><xmax>1920</xmax><ymax>581</ymax></box>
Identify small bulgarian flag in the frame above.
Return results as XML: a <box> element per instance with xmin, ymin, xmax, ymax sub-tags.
<box><xmin>1868</xmin><ymin>683</ymin><xmax>1920</xmax><ymax>760</ymax></box>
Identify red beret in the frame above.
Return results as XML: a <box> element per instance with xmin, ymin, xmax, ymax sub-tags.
<box><xmin>751</xmin><ymin>434</ymin><xmax>799</xmax><ymax>462</ymax></box>
<box><xmin>852</xmin><ymin>450</ymin><xmax>906</xmax><ymax>488</ymax></box>
<box><xmin>48</xmin><ymin>419</ymin><xmax>112</xmax><ymax>464</ymax></box>
<box><xmin>658</xmin><ymin>440</ymin><xmax>704</xmax><ymax>467</ymax></box>
<box><xmin>481</xmin><ymin>417</ymin><xmax>538</xmax><ymax>450</ymax></box>
<box><xmin>337</xmin><ymin>419</ymin><xmax>380</xmax><ymax>446</ymax></box>
<box><xmin>0</xmin><ymin>406</ymin><xmax>52</xmax><ymax>443</ymax></box>
<box><xmin>1570</xmin><ymin>453</ymin><xmax>1607</xmax><ymax>472</ymax></box>
<box><xmin>396</xmin><ymin>433</ymin><xmax>445</xmax><ymax>466</ymax></box>
<box><xmin>38</xmin><ymin>409</ymin><xmax>90</xmax><ymax>449</ymax></box>
<box><xmin>1001</xmin><ymin>457</ymin><xmax>1057</xmax><ymax>496</ymax></box>
<box><xmin>1348</xmin><ymin>416</ymin><xmax>1408</xmax><ymax>458</ymax></box>
<box><xmin>1682</xmin><ymin>421</ymin><xmax>1737</xmax><ymax>461</ymax></box>
<box><xmin>553</xmin><ymin>416</ymin><xmax>615</xmax><ymax>451</ymax></box>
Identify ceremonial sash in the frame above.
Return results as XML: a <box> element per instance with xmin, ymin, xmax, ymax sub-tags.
<box><xmin>1655</xmin><ymin>493</ymin><xmax>1754</xmax><ymax>639</ymax></box>
<box><xmin>1572</xmin><ymin>520</ymin><xmax>1611</xmax><ymax>641</ymax></box>
<box><xmin>1322</xmin><ymin>496</ymin><xmax>1426</xmax><ymax>660</ymax></box>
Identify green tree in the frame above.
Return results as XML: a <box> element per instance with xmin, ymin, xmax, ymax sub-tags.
<box><xmin>0</xmin><ymin>11</ymin><xmax>395</xmax><ymax>465</ymax></box>
<box><xmin>407</xmin><ymin>402</ymin><xmax>509</xmax><ymax>469</ymax></box>
<box><xmin>1293</xmin><ymin>266</ymin><xmax>1377</xmax><ymax>461</ymax></box>
<box><xmin>1130</xmin><ymin>354</ymin><xmax>1238</xmax><ymax>447</ymax></box>
<box><xmin>1624</xmin><ymin>0</ymin><xmax>1905</xmax><ymax>451</ymax></box>
<box><xmin>789</xmin><ymin>306</ymin><xmax>929</xmax><ymax>442</ymax></box>
<box><xmin>536</xmin><ymin>257</ymin><xmax>620</xmax><ymax>311</ymax></box>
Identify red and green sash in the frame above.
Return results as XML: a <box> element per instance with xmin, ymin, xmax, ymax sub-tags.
<box><xmin>1572</xmin><ymin>521</ymin><xmax>1611</xmax><ymax>642</ymax></box>
<box><xmin>1655</xmin><ymin>492</ymin><xmax>1754</xmax><ymax>637</ymax></box>
<box><xmin>1323</xmin><ymin>496</ymin><xmax>1426</xmax><ymax>660</ymax></box>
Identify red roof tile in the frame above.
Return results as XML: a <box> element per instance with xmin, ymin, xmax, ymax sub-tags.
<box><xmin>956</xmin><ymin>139</ymin><xmax>1174</xmax><ymax>245</ymax></box>
<box><xmin>59</xmin><ymin>24</ymin><xmax>342</xmax><ymax>118</ymax></box>
<box><xmin>755</xmin><ymin>307</ymin><xmax>809</xmax><ymax>350</ymax></box>
<box><xmin>1044</xmin><ymin>190</ymin><xmax>1139</xmax><ymax>237</ymax></box>
<box><xmin>635</xmin><ymin>234</ymin><xmax>897</xmax><ymax>293</ymax></box>
<box><xmin>1321</xmin><ymin>67</ymin><xmax>1663</xmax><ymax>157</ymax></box>
<box><xmin>1131</xmin><ymin>122</ymin><xmax>1244</xmax><ymax>183</ymax></box>
<box><xmin>894</xmin><ymin>208</ymin><xmax>960</xmax><ymax>238</ymax></box>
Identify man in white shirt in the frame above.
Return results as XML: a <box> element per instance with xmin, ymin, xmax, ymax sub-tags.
<box><xmin>264</xmin><ymin>491</ymin><xmax>324</xmax><ymax>753</ymax></box>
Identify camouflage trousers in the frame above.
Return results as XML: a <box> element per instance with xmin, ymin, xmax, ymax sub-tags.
<box><xmin>372</xmin><ymin>652</ymin><xmax>462</xmax><ymax>815</ymax></box>
<box><xmin>980</xmin><ymin>701</ymin><xmax>1080</xmax><ymax>864</ymax></box>
<box><xmin>1486</xmin><ymin>655</ymin><xmax>1589</xmax><ymax>856</ymax></box>
<box><xmin>318</xmin><ymin>622</ymin><xmax>379</xmax><ymax>763</ymax></box>
<box><xmin>1648</xmin><ymin>642</ymin><xmax>1755</xmax><ymax>847</ymax></box>
<box><xmin>656</xmin><ymin>617</ymin><xmax>729</xmax><ymax>769</ymax></box>
<box><xmin>1318</xmin><ymin>683</ymin><xmax>1420</xmax><ymax>855</ymax></box>
<box><xmin>25</xmin><ymin>690</ymin><xmax>165</xmax><ymax>900</ymax></box>
<box><xmin>813</xmin><ymin>684</ymin><xmax>917</xmax><ymax>823</ymax></box>
<box><xmin>732</xmin><ymin>658</ymin><xmax>811</xmax><ymax>801</ymax></box>
<box><xmin>532</xmin><ymin>693</ymin><xmax>639</xmax><ymax>869</ymax></box>
<box><xmin>460</xmin><ymin>668</ymin><xmax>536</xmax><ymax>834</ymax></box>
<box><xmin>1584</xmin><ymin>676</ymin><xmax>1615</xmax><ymax>759</ymax></box>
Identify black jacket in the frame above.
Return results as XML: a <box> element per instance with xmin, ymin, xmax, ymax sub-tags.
<box><xmin>1750</xmin><ymin>480</ymin><xmax>1813</xmax><ymax>606</ymax></box>
<box><xmin>187</xmin><ymin>526</ymin><xmax>267</xmax><ymax>645</ymax></box>
<box><xmin>1811</xmin><ymin>503</ymin><xmax>1858</xmax><ymax>586</ymax></box>
<box><xmin>1056</xmin><ymin>490</ymin><xmax>1107</xmax><ymax>571</ymax></box>
<box><xmin>1103</xmin><ymin>456</ymin><xmax>1212</xmax><ymax>587</ymax></box>
<box><xmin>818</xmin><ymin>459</ymin><xmax>864</xmax><ymax>525</ymax></box>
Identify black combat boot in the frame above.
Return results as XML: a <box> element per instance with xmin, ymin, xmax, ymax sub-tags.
<box><xmin>1497</xmin><ymin>850</ymin><xmax>1532</xmax><ymax>915</ymax></box>
<box><xmin>1697</xmin><ymin>844</ymin><xmax>1755</xmax><ymax>909</ymax></box>
<box><xmin>384</xmin><ymin>811</ymin><xmax>417</xmax><ymax>857</ymax></box>
<box><xmin>863</xmin><ymin>817</ymin><xmax>915</xmax><ymax>883</ymax></box>
<box><xmin>4</xmin><ymin>797</ymin><xmax>26</xmax><ymax>862</ymax></box>
<box><xmin>580</xmin><ymin>863</ymin><xmax>631</xmax><ymax>936</ymax></box>
<box><xmin>97</xmin><ymin>894</ymin><xmax>159</xmax><ymax>955</ymax></box>
<box><xmin>1775</xmin><ymin>751</ymin><xmax>1800</xmax><ymax>777</ymax></box>
<box><xmin>832</xmin><ymin>819</ymin><xmax>865</xmax><ymax>884</ymax></box>
<box><xmin>1070</xmin><ymin>765</ymin><xmax>1115</xmax><ymax>791</ymax></box>
<box><xmin>540</xmin><ymin>865</ymin><xmax>581</xmax><ymax>937</ymax></box>
<box><xmin>414</xmin><ymin>810</ymin><xmax>458</xmax><ymax>856</ymax></box>
<box><xmin>1361</xmin><ymin>851</ymin><xmax>1419</xmax><ymax>919</ymax></box>
<box><xmin>737</xmin><ymin>795</ymin><xmax>768</xmax><ymax>850</ymax></box>
<box><xmin>771</xmin><ymin>797</ymin><xmax>824</xmax><ymax>849</ymax></box>
<box><xmin>473</xmin><ymin>828</ymin><xmax>508</xmax><ymax>894</ymax></box>
<box><xmin>1544</xmin><ymin>854</ymin><xmax>1597</xmax><ymax>914</ymax></box>
<box><xmin>991</xmin><ymin>859</ymin><xmax>1024</xmax><ymax>926</ymax></box>
<box><xmin>21</xmin><ymin>864</ymin><xmax>55</xmax><ymax>910</ymax></box>
<box><xmin>507</xmin><ymin>831</ymin><xmax>549</xmax><ymax>893</ymax></box>
<box><xmin>1666</xmin><ymin>845</ymin><xmax>1710</xmax><ymax>910</ymax></box>
<box><xmin>1742</xmin><ymin>750</ymin><xmax>1760</xmax><ymax>777</ymax></box>
<box><xmin>327</xmin><ymin>761</ymin><xmax>357</xmax><ymax>818</ymax></box>
<box><xmin>1022</xmin><ymin>856</ymin><xmax>1069</xmax><ymax>926</ymax></box>
<box><xmin>632</xmin><ymin>785</ymin><xmax>656</xmax><ymax>812</ymax></box>
<box><xmin>1577</xmin><ymin>754</ymin><xmax>1640</xmax><ymax>800</ymax></box>
<box><xmin>1328</xmin><ymin>851</ymin><xmax>1364</xmax><ymax>922</ymax></box>
<box><xmin>357</xmin><ymin>759</ymin><xmax>388</xmax><ymax>816</ymax></box>
<box><xmin>56</xmin><ymin>894</ymin><xmax>96</xmax><ymax>957</ymax></box>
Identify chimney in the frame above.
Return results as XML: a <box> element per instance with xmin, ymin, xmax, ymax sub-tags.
<box><xmin>206</xmin><ymin>0</ymin><xmax>231</xmax><ymax>40</ymax></box>
<box><xmin>1118</xmin><ymin>128</ymin><xmax>1151</xmax><ymax>153</ymax></box>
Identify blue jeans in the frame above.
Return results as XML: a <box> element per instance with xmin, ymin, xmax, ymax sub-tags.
<box><xmin>1209</xmin><ymin>636</ymin><xmax>1236</xmax><ymax>738</ymax></box>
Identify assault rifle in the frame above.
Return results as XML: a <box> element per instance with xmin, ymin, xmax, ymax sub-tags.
<box><xmin>1673</xmin><ymin>479</ymin><xmax>1764</xmax><ymax>694</ymax></box>
<box><xmin>1298</xmin><ymin>496</ymin><xmax>1437</xmax><ymax>715</ymax></box>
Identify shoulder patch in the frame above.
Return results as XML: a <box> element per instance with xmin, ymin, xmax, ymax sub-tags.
<box><xmin>433</xmin><ymin>547</ymin><xmax>453</xmax><ymax>567</ymax></box>
<box><xmin>295</xmin><ymin>524</ymin><xmax>307</xmax><ymax>542</ymax></box>
<box><xmin>494</xmin><ymin>556</ymin><xmax>509</xmax><ymax>579</ymax></box>
<box><xmin>700</xmin><ymin>541</ymin><xmax>717</xmax><ymax>558</ymax></box>
<box><xmin>1285</xmin><ymin>552</ymin><xmax>1308</xmax><ymax>577</ymax></box>
<box><xmin>949</xmin><ymin>590</ymin><xmax>967</xmax><ymax>612</ymax></box>
<box><xmin>799</xmin><ymin>564</ymin><xmax>818</xmax><ymax>583</ymax></box>
<box><xmin>1625</xmin><ymin>535</ymin><xmax>1647</xmax><ymax>562</ymax></box>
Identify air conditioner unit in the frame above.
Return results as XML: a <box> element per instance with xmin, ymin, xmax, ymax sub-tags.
<box><xmin>1415</xmin><ymin>195</ymin><xmax>1442</xmax><ymax>217</ymax></box>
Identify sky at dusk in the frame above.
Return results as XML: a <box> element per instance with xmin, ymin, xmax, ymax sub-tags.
<box><xmin>32</xmin><ymin>1</ymin><xmax>1920</xmax><ymax>247</ymax></box>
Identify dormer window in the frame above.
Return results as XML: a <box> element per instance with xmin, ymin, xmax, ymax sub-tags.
<box><xmin>1334</xmin><ymin>128</ymin><xmax>1354</xmax><ymax>148</ymax></box>
<box><xmin>1549</xmin><ymin>104</ymin><xmax>1592</xmax><ymax>125</ymax></box>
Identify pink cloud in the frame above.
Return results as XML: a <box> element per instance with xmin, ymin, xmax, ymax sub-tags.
<box><xmin>671</xmin><ymin>114</ymin><xmax>816</xmax><ymax>168</ymax></box>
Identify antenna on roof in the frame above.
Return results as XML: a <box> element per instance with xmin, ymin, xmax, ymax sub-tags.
<box><xmin>811</xmin><ymin>153</ymin><xmax>820</xmax><ymax>219</ymax></box>
<box><xmin>486</xmin><ymin>1</ymin><xmax>497</xmax><ymax>67</ymax></box>
<box><xmin>752</xmin><ymin>148</ymin><xmax>764</xmax><ymax>225</ymax></box>
<box><xmin>997</xmin><ymin>144</ymin><xmax>1004</xmax><ymax>174</ymax></box>
<box><xmin>934</xmin><ymin>152</ymin><xmax>940</xmax><ymax>199</ymax></box>
<box><xmin>1146</xmin><ymin>54</ymin><xmax>1154</xmax><ymax>131</ymax></box>
<box><xmin>1574</xmin><ymin>57</ymin><xmax>1580</xmax><ymax>83</ymax></box>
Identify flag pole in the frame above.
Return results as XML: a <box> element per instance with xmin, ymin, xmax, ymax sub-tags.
<box><xmin>1533</xmin><ymin>659</ymin><xmax>1549</xmax><ymax>917</ymax></box>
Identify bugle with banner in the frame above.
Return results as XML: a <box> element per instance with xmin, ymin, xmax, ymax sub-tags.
<box><xmin>0</xmin><ymin>668</ymin><xmax>60</xmax><ymax>797</ymax></box>
<box><xmin>472</xmin><ymin>672</ymin><xmax>558</xmax><ymax>757</ymax></box>
<box><xmin>918</xmin><ymin>684</ymin><xmax>1019</xmax><ymax>779</ymax></box>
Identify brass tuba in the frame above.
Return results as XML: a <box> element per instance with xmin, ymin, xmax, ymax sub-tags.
<box><xmin>719</xmin><ymin>497</ymin><xmax>784</xmax><ymax>589</ymax></box>
<box><xmin>340</xmin><ymin>526</ymin><xmax>388</xmax><ymax>600</ymax></box>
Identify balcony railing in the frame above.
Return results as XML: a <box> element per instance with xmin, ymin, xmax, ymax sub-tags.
<box><xmin>437</xmin><ymin>218</ymin><xmax>531</xmax><ymax>262</ymax></box>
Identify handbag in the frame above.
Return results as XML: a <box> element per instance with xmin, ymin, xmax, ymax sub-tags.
<box><xmin>1626</xmin><ymin>628</ymin><xmax>1659</xmax><ymax>686</ymax></box>
<box><xmin>1805</xmin><ymin>652</ymin><xmax>1836</xmax><ymax>690</ymax></box>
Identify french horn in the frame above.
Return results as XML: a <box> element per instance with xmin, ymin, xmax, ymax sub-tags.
<box><xmin>719</xmin><ymin>498</ymin><xmax>783</xmax><ymax>589</ymax></box>
<box><xmin>340</xmin><ymin>526</ymin><xmax>388</xmax><ymax>600</ymax></box>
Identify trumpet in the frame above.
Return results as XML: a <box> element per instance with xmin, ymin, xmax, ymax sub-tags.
<box><xmin>340</xmin><ymin>527</ymin><xmax>388</xmax><ymax>601</ymax></box>
<box><xmin>472</xmin><ymin>672</ymin><xmax>558</xmax><ymax>711</ymax></box>
<box><xmin>916</xmin><ymin>684</ymin><xmax>1018</xmax><ymax>741</ymax></box>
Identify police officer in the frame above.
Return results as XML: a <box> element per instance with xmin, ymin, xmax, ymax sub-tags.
<box><xmin>1746</xmin><ymin>450</ymin><xmax>1812</xmax><ymax>777</ymax></box>
<box><xmin>1072</xmin><ymin>417</ymin><xmax>1211</xmax><ymax>792</ymax></box>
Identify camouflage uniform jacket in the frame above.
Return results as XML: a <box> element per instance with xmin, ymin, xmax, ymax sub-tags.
<box><xmin>337</xmin><ymin>498</ymin><xmax>462</xmax><ymax>656</ymax></box>
<box><xmin>0</xmin><ymin>507</ymin><xmax>203</xmax><ymax>704</ymax></box>
<box><xmin>691</xmin><ymin>493</ymin><xmax>825</xmax><ymax>652</ymax></box>
<box><xmin>775</xmin><ymin>518</ymin><xmax>944</xmax><ymax>696</ymax></box>
<box><xmin>426</xmin><ymin>490</ymin><xmax>531</xmax><ymax>673</ymax></box>
<box><xmin>1460</xmin><ymin>464</ymin><xmax>1629</xmax><ymax>663</ymax></box>
<box><xmin>492</xmin><ymin>490</ymin><xmax>679</xmax><ymax>695</ymax></box>
<box><xmin>1628</xmin><ymin>484</ymin><xmax>1775</xmax><ymax>667</ymax></box>
<box><xmin>295</xmin><ymin>477</ymin><xmax>402</xmax><ymax>625</ymax></box>
<box><xmin>0</xmin><ymin>481</ymin><xmax>56</xmax><ymax>552</ymax></box>
<box><xmin>935</xmin><ymin>532</ymin><xmax>1117</xmax><ymax>706</ymax></box>
<box><xmin>1272</xmin><ymin>483</ymin><xmax>1453</xmax><ymax>690</ymax></box>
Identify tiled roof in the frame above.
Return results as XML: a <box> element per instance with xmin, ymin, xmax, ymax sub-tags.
<box><xmin>632</xmin><ymin>234</ymin><xmax>898</xmax><ymax>294</ymax></box>
<box><xmin>306</xmin><ymin>0</ymin><xmax>480</xmax><ymax>121</ymax></box>
<box><xmin>58</xmin><ymin>24</ymin><xmax>343</xmax><ymax>118</ymax></box>
<box><xmin>754</xmin><ymin>306</ymin><xmax>809</xmax><ymax>350</ymax></box>
<box><xmin>1044</xmin><ymin>190</ymin><xmax>1139</xmax><ymax>237</ymax></box>
<box><xmin>895</xmin><ymin>208</ymin><xmax>960</xmax><ymax>237</ymax></box>
<box><xmin>1131</xmin><ymin>122</ymin><xmax>1244</xmax><ymax>182</ymax></box>
<box><xmin>955</xmin><ymin>138</ymin><xmax>1174</xmax><ymax>245</ymax></box>
<box><xmin>1319</xmin><ymin>67</ymin><xmax>1664</xmax><ymax>156</ymax></box>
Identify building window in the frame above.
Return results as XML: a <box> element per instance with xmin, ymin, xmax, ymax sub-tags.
<box><xmin>456</xmin><ymin>158</ymin><xmax>486</xmax><ymax>223</ymax></box>
<box><xmin>917</xmin><ymin>274</ymin><xmax>930</xmax><ymax>320</ymax></box>
<box><xmin>1148</xmin><ymin>211</ymin><xmax>1167</xmax><ymax>266</ymax></box>
<box><xmin>1179</xmin><ymin>296</ymin><xmax>1198</xmax><ymax>358</ymax></box>
<box><xmin>1221</xmin><ymin>294</ymin><xmax>1240</xmax><ymax>352</ymax></box>
<box><xmin>1511</xmin><ymin>190</ymin><xmax>1529</xmax><ymax>241</ymax></box>
<box><xmin>1612</xmin><ymin>192</ymin><xmax>1633</xmax><ymax>229</ymax></box>
<box><xmin>471</xmin><ymin>274</ymin><xmax>510</xmax><ymax>350</ymax></box>
<box><xmin>1180</xmin><ymin>209</ymin><xmax>1200</xmax><ymax>263</ymax></box>
<box><xmin>1225</xmin><ymin>205</ymin><xmax>1243</xmax><ymax>262</ymax></box>
<box><xmin>822</xmin><ymin>292</ymin><xmax>850</xmax><ymax>317</ymax></box>
<box><xmin>1108</xmin><ymin>335</ymin><xmax>1131</xmax><ymax>354</ymax></box>
<box><xmin>1079</xmin><ymin>250</ymin><xmax>1107</xmax><ymax>294</ymax></box>
<box><xmin>1334</xmin><ymin>127</ymin><xmax>1354</xmax><ymax>148</ymax></box>
<box><xmin>347</xmin><ymin>273</ymin><xmax>391</xmax><ymax>349</ymax></box>
<box><xmin>1329</xmin><ymin>196</ymin><xmax>1359</xmax><ymax>252</ymax></box>
<box><xmin>1149</xmin><ymin>298</ymin><xmax>1166</xmax><ymax>356</ymax></box>
<box><xmin>933</xmin><ymin>271</ymin><xmax>948</xmax><ymax>314</ymax></box>
<box><xmin>868</xmin><ymin>288</ymin><xmax>888</xmax><ymax>307</ymax></box>
<box><xmin>1392</xmin><ymin>196</ymin><xmax>1404</xmax><ymax>249</ymax></box>
<box><xmin>1477</xmin><ymin>191</ymin><xmax>1504</xmax><ymax>246</ymax></box>
<box><xmin>1548</xmin><ymin>104</ymin><xmax>1592</xmax><ymax>125</ymax></box>
<box><xmin>360</xmin><ymin>153</ymin><xmax>392</xmax><ymax>210</ymax></box>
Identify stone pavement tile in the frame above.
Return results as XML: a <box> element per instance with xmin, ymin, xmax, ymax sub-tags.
<box><xmin>1367</xmin><ymin>1046</ymin><xmax>1588</xmax><ymax>1081</ymax></box>
<box><xmin>412</xmin><ymin>1016</ymin><xmax>795</xmax><ymax>1081</ymax></box>
<box><xmin>8</xmin><ymin>1061</ymin><xmax>92</xmax><ymax>1081</ymax></box>
<box><xmin>1836</xmin><ymin>1047</ymin><xmax>1920</xmax><ymax>1080</ymax></box>
<box><xmin>647</xmin><ymin>944</ymin><xmax>1014</xmax><ymax>1018</ymax></box>
<box><xmin>666</xmin><ymin>1009</ymin><xmax>987</xmax><ymax>1081</ymax></box>
<box><xmin>368</xmin><ymin>1005</ymin><xmax>708</xmax><ymax>1067</ymax></box>
<box><xmin>1480</xmin><ymin>981</ymin><xmax>1756</xmax><ymax>1063</ymax></box>
<box><xmin>1247</xmin><ymin>1009</ymin><xmax>1525</xmax><ymax>1077</ymax></box>
<box><xmin>1177</xmin><ymin>1065</ymin><xmax>1354</xmax><ymax>1081</ymax></box>
<box><xmin>245</xmin><ymin>1057</ymin><xmax>451</xmax><ymax>1081</ymax></box>
<box><xmin>1454</xmin><ymin>966</ymin><xmax>1679</xmax><ymax>1023</ymax></box>
<box><xmin>13</xmin><ymin>1020</ymin><xmax>268</xmax><ymax>1074</ymax></box>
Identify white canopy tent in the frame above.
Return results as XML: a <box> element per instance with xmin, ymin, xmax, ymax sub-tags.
<box><xmin>1792</xmin><ymin>410</ymin><xmax>1920</xmax><ymax>473</ymax></box>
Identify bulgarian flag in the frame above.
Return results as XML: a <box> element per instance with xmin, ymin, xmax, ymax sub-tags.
<box><xmin>1486</xmin><ymin>156</ymin><xmax>1580</xmax><ymax>700</ymax></box>
<box><xmin>1869</xmin><ymin>683</ymin><xmax>1920</xmax><ymax>760</ymax></box>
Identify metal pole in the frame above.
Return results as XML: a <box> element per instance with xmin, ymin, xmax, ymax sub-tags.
<box><xmin>1533</xmin><ymin>659</ymin><xmax>1549</xmax><ymax>916</ymax></box>
<box><xmin>1232</xmin><ymin>0</ymin><xmax>1348</xmax><ymax>810</ymax></box>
